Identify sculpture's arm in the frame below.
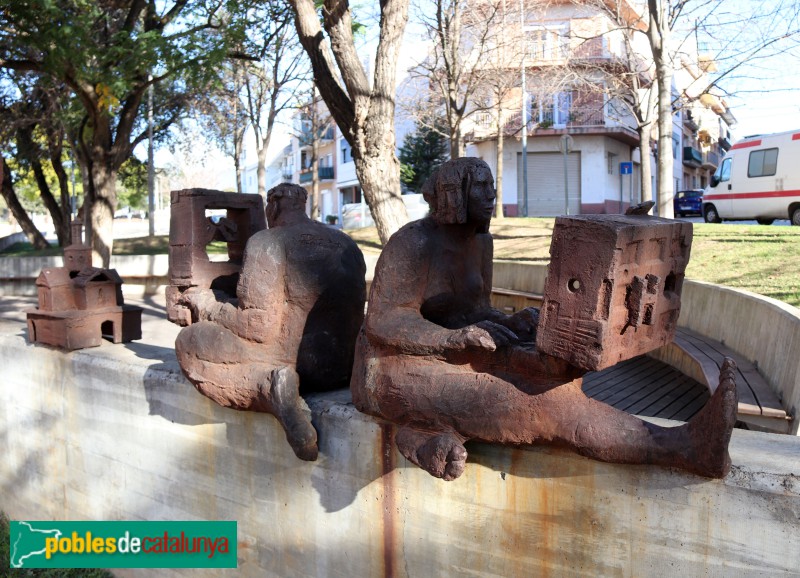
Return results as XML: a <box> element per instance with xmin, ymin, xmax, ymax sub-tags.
<box><xmin>475</xmin><ymin>233</ymin><xmax>538</xmax><ymax>341</ymax></box>
<box><xmin>181</xmin><ymin>233</ymin><xmax>285</xmax><ymax>343</ymax></box>
<box><xmin>179</xmin><ymin>289</ymin><xmax>277</xmax><ymax>342</ymax></box>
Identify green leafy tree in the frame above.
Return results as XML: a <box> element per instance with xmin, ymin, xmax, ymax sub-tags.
<box><xmin>117</xmin><ymin>157</ymin><xmax>147</xmax><ymax>211</ymax></box>
<box><xmin>1</xmin><ymin>0</ymin><xmax>252</xmax><ymax>265</ymax></box>
<box><xmin>399</xmin><ymin>121</ymin><xmax>449</xmax><ymax>193</ymax></box>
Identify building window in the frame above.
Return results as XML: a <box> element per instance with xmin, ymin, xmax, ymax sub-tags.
<box><xmin>531</xmin><ymin>91</ymin><xmax>572</xmax><ymax>126</ymax></box>
<box><xmin>341</xmin><ymin>139</ymin><xmax>352</xmax><ymax>164</ymax></box>
<box><xmin>607</xmin><ymin>152</ymin><xmax>616</xmax><ymax>175</ymax></box>
<box><xmin>748</xmin><ymin>148</ymin><xmax>778</xmax><ymax>177</ymax></box>
<box><xmin>527</xmin><ymin>26</ymin><xmax>569</xmax><ymax>61</ymax></box>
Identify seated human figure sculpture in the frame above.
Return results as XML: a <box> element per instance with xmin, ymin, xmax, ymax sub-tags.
<box><xmin>176</xmin><ymin>183</ymin><xmax>366</xmax><ymax>461</ymax></box>
<box><xmin>351</xmin><ymin>158</ymin><xmax>737</xmax><ymax>481</ymax></box>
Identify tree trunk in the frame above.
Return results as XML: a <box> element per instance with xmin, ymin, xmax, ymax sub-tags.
<box><xmin>289</xmin><ymin>0</ymin><xmax>410</xmax><ymax>244</ymax></box>
<box><xmin>648</xmin><ymin>0</ymin><xmax>674</xmax><ymax>219</ymax></box>
<box><xmin>257</xmin><ymin>144</ymin><xmax>268</xmax><ymax>198</ymax></box>
<box><xmin>16</xmin><ymin>125</ymin><xmax>69</xmax><ymax>245</ymax></box>
<box><xmin>49</xmin><ymin>145</ymin><xmax>73</xmax><ymax>244</ymax></box>
<box><xmin>311</xmin><ymin>135</ymin><xmax>320</xmax><ymax>221</ymax></box>
<box><xmin>88</xmin><ymin>160</ymin><xmax>117</xmax><ymax>268</ymax></box>
<box><xmin>494</xmin><ymin>100</ymin><xmax>505</xmax><ymax>220</ymax></box>
<box><xmin>0</xmin><ymin>157</ymin><xmax>50</xmax><ymax>249</ymax></box>
<box><xmin>638</xmin><ymin>125</ymin><xmax>653</xmax><ymax>206</ymax></box>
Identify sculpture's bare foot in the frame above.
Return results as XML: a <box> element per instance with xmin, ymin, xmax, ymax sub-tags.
<box><xmin>271</xmin><ymin>367</ymin><xmax>319</xmax><ymax>461</ymax></box>
<box><xmin>395</xmin><ymin>426</ymin><xmax>467</xmax><ymax>481</ymax></box>
<box><xmin>683</xmin><ymin>358</ymin><xmax>738</xmax><ymax>478</ymax></box>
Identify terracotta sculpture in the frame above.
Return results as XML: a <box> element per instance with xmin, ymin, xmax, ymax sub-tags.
<box><xmin>351</xmin><ymin>158</ymin><xmax>737</xmax><ymax>481</ymax></box>
<box><xmin>26</xmin><ymin>219</ymin><xmax>142</xmax><ymax>350</ymax></box>
<box><xmin>174</xmin><ymin>184</ymin><xmax>367</xmax><ymax>461</ymax></box>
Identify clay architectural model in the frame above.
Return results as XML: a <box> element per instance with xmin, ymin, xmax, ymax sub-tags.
<box><xmin>167</xmin><ymin>189</ymin><xmax>267</xmax><ymax>326</ymax></box>
<box><xmin>351</xmin><ymin>157</ymin><xmax>737</xmax><ymax>481</ymax></box>
<box><xmin>26</xmin><ymin>220</ymin><xmax>142</xmax><ymax>350</ymax></box>
<box><xmin>173</xmin><ymin>184</ymin><xmax>367</xmax><ymax>461</ymax></box>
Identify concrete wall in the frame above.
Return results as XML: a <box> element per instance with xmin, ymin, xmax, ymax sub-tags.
<box><xmin>1</xmin><ymin>331</ymin><xmax>799</xmax><ymax>577</ymax></box>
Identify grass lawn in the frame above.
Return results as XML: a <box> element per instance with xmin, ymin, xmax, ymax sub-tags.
<box><xmin>352</xmin><ymin>218</ymin><xmax>800</xmax><ymax>308</ymax></box>
<box><xmin>3</xmin><ymin>218</ymin><xmax>798</xmax><ymax>308</ymax></box>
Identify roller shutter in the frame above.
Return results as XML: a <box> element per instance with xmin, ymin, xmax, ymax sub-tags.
<box><xmin>517</xmin><ymin>152</ymin><xmax>581</xmax><ymax>216</ymax></box>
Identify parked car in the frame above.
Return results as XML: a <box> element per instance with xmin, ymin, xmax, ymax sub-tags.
<box><xmin>673</xmin><ymin>189</ymin><xmax>704</xmax><ymax>218</ymax></box>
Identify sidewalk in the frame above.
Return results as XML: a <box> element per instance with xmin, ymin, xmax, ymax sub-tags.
<box><xmin>0</xmin><ymin>289</ymin><xmax>180</xmax><ymax>352</ymax></box>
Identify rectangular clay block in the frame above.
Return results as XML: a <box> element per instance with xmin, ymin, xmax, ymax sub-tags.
<box><xmin>536</xmin><ymin>215</ymin><xmax>692</xmax><ymax>371</ymax></box>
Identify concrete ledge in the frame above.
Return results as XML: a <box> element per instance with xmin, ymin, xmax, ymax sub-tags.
<box><xmin>0</xmin><ymin>254</ymin><xmax>170</xmax><ymax>297</ymax></box>
<box><xmin>1</xmin><ymin>332</ymin><xmax>799</xmax><ymax>577</ymax></box>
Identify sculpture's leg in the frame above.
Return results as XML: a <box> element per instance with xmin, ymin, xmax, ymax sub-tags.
<box><xmin>395</xmin><ymin>426</ymin><xmax>467</xmax><ymax>481</ymax></box>
<box><xmin>176</xmin><ymin>322</ymin><xmax>319</xmax><ymax>461</ymax></box>
<box><xmin>544</xmin><ymin>359</ymin><xmax>738</xmax><ymax>478</ymax></box>
<box><xmin>270</xmin><ymin>366</ymin><xmax>318</xmax><ymax>461</ymax></box>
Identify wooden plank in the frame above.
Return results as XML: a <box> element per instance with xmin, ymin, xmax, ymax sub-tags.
<box><xmin>583</xmin><ymin>357</ymin><xmax>661</xmax><ymax>398</ymax></box>
<box><xmin>592</xmin><ymin>364</ymin><xmax>673</xmax><ymax>406</ymax></box>
<box><xmin>661</xmin><ymin>388</ymin><xmax>709</xmax><ymax>421</ymax></box>
<box><xmin>624</xmin><ymin>375</ymin><xmax>706</xmax><ymax>417</ymax></box>
<box><xmin>604</xmin><ymin>367</ymin><xmax>684</xmax><ymax>411</ymax></box>
<box><xmin>673</xmin><ymin>331</ymin><xmax>762</xmax><ymax>415</ymax></box>
<box><xmin>678</xmin><ymin>328</ymin><xmax>786</xmax><ymax>418</ymax></box>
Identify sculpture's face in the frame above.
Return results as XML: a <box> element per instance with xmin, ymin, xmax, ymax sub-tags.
<box><xmin>466</xmin><ymin>167</ymin><xmax>496</xmax><ymax>225</ymax></box>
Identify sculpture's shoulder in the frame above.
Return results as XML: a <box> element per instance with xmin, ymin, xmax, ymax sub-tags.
<box><xmin>381</xmin><ymin>217</ymin><xmax>436</xmax><ymax>259</ymax></box>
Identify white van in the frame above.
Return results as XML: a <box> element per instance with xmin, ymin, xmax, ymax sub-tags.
<box><xmin>702</xmin><ymin>129</ymin><xmax>800</xmax><ymax>225</ymax></box>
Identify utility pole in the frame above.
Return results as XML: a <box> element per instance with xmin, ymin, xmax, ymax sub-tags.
<box><xmin>520</xmin><ymin>0</ymin><xmax>528</xmax><ymax>217</ymax></box>
<box><xmin>147</xmin><ymin>75</ymin><xmax>155</xmax><ymax>237</ymax></box>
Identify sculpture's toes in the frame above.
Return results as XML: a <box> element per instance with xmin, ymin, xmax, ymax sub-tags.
<box><xmin>271</xmin><ymin>367</ymin><xmax>319</xmax><ymax>462</ymax></box>
<box><xmin>396</xmin><ymin>426</ymin><xmax>468</xmax><ymax>481</ymax></box>
<box><xmin>686</xmin><ymin>357</ymin><xmax>738</xmax><ymax>478</ymax></box>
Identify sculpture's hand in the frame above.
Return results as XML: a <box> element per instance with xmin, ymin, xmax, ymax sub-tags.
<box><xmin>475</xmin><ymin>320</ymin><xmax>518</xmax><ymax>347</ymax></box>
<box><xmin>445</xmin><ymin>326</ymin><xmax>497</xmax><ymax>352</ymax></box>
<box><xmin>445</xmin><ymin>322</ymin><xmax>517</xmax><ymax>352</ymax></box>
<box><xmin>179</xmin><ymin>288</ymin><xmax>219</xmax><ymax>322</ymax></box>
<box><xmin>503</xmin><ymin>307</ymin><xmax>539</xmax><ymax>342</ymax></box>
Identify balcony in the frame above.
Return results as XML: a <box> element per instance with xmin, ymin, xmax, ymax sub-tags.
<box><xmin>298</xmin><ymin>126</ymin><xmax>335</xmax><ymax>147</ymax></box>
<box><xmin>466</xmin><ymin>103</ymin><xmax>638</xmax><ymax>147</ymax></box>
<box><xmin>702</xmin><ymin>150</ymin><xmax>719</xmax><ymax>171</ymax></box>
<box><xmin>281</xmin><ymin>170</ymin><xmax>293</xmax><ymax>181</ymax></box>
<box><xmin>299</xmin><ymin>166</ymin><xmax>335</xmax><ymax>183</ymax></box>
<box><xmin>683</xmin><ymin>146</ymin><xmax>703</xmax><ymax>167</ymax></box>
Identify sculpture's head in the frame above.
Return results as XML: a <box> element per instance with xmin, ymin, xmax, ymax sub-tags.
<box><xmin>422</xmin><ymin>157</ymin><xmax>495</xmax><ymax>233</ymax></box>
<box><xmin>267</xmin><ymin>183</ymin><xmax>309</xmax><ymax>228</ymax></box>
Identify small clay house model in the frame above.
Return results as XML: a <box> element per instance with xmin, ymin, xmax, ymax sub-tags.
<box><xmin>26</xmin><ymin>220</ymin><xmax>142</xmax><ymax>350</ymax></box>
<box><xmin>537</xmin><ymin>214</ymin><xmax>692</xmax><ymax>371</ymax></box>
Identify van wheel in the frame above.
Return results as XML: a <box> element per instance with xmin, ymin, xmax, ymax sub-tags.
<box><xmin>756</xmin><ymin>218</ymin><xmax>774</xmax><ymax>225</ymax></box>
<box><xmin>792</xmin><ymin>207</ymin><xmax>800</xmax><ymax>226</ymax></box>
<box><xmin>704</xmin><ymin>205</ymin><xmax>722</xmax><ymax>223</ymax></box>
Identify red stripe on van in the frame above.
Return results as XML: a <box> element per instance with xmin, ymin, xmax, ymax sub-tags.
<box><xmin>793</xmin><ymin>133</ymin><xmax>800</xmax><ymax>140</ymax></box>
<box><xmin>703</xmin><ymin>189</ymin><xmax>800</xmax><ymax>201</ymax></box>
<box><xmin>730</xmin><ymin>139</ymin><xmax>762</xmax><ymax>150</ymax></box>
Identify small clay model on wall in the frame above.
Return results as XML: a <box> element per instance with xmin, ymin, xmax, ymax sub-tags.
<box><xmin>172</xmin><ymin>184</ymin><xmax>367</xmax><ymax>461</ymax></box>
<box><xmin>351</xmin><ymin>158</ymin><xmax>737</xmax><ymax>481</ymax></box>
<box><xmin>26</xmin><ymin>219</ymin><xmax>142</xmax><ymax>350</ymax></box>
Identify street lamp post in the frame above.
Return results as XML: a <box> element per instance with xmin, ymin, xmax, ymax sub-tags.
<box><xmin>520</xmin><ymin>0</ymin><xmax>528</xmax><ymax>217</ymax></box>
